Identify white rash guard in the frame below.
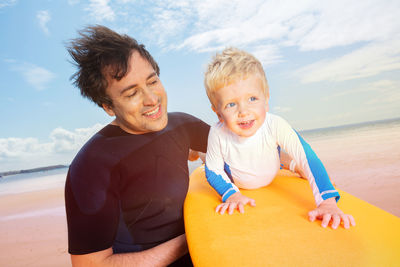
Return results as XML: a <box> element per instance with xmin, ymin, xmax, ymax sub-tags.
<box><xmin>205</xmin><ymin>112</ymin><xmax>340</xmax><ymax>206</ymax></box>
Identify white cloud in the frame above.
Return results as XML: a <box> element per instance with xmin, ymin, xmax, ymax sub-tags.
<box><xmin>251</xmin><ymin>45</ymin><xmax>283</xmax><ymax>66</ymax></box>
<box><xmin>363</xmin><ymin>80</ymin><xmax>400</xmax><ymax>106</ymax></box>
<box><xmin>296</xmin><ymin>0</ymin><xmax>400</xmax><ymax>51</ymax></box>
<box><xmin>77</xmin><ymin>0</ymin><xmax>400</xmax><ymax>83</ymax></box>
<box><xmin>171</xmin><ymin>0</ymin><xmax>400</xmax><ymax>52</ymax></box>
<box><xmin>296</xmin><ymin>41</ymin><xmax>400</xmax><ymax>83</ymax></box>
<box><xmin>145</xmin><ymin>0</ymin><xmax>399</xmax><ymax>82</ymax></box>
<box><xmin>67</xmin><ymin>0</ymin><xmax>80</xmax><ymax>5</ymax></box>
<box><xmin>0</xmin><ymin>0</ymin><xmax>17</xmax><ymax>9</ymax></box>
<box><xmin>86</xmin><ymin>0</ymin><xmax>115</xmax><ymax>22</ymax></box>
<box><xmin>325</xmin><ymin>80</ymin><xmax>400</xmax><ymax>100</ymax></box>
<box><xmin>37</xmin><ymin>10</ymin><xmax>51</xmax><ymax>35</ymax></box>
<box><xmin>15</xmin><ymin>63</ymin><xmax>56</xmax><ymax>90</ymax></box>
<box><xmin>8</xmin><ymin>61</ymin><xmax>55</xmax><ymax>90</ymax></box>
<box><xmin>50</xmin><ymin>125</ymin><xmax>103</xmax><ymax>153</ymax></box>
<box><xmin>0</xmin><ymin>124</ymin><xmax>104</xmax><ymax>171</ymax></box>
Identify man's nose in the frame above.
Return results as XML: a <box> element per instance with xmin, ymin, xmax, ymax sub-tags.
<box><xmin>143</xmin><ymin>87</ymin><xmax>158</xmax><ymax>106</ymax></box>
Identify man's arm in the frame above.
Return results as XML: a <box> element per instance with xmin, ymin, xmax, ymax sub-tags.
<box><xmin>71</xmin><ymin>234</ymin><xmax>188</xmax><ymax>267</ymax></box>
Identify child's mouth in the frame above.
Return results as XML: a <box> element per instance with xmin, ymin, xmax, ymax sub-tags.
<box><xmin>238</xmin><ymin>120</ymin><xmax>254</xmax><ymax>129</ymax></box>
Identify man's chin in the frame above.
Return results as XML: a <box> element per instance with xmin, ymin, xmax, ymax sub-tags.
<box><xmin>153</xmin><ymin>113</ymin><xmax>168</xmax><ymax>131</ymax></box>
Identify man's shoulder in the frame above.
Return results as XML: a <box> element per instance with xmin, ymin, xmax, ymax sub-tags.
<box><xmin>71</xmin><ymin>125</ymin><xmax>113</xmax><ymax>161</ymax></box>
<box><xmin>69</xmin><ymin>124</ymin><xmax>139</xmax><ymax>176</ymax></box>
<box><xmin>168</xmin><ymin>112</ymin><xmax>200</xmax><ymax>124</ymax></box>
<box><xmin>167</xmin><ymin>112</ymin><xmax>209</xmax><ymax>130</ymax></box>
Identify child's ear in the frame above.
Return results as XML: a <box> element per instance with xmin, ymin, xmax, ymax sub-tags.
<box><xmin>211</xmin><ymin>105</ymin><xmax>224</xmax><ymax>123</ymax></box>
<box><xmin>102</xmin><ymin>103</ymin><xmax>115</xmax><ymax>117</ymax></box>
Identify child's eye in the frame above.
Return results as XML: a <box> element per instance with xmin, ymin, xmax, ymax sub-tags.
<box><xmin>249</xmin><ymin>96</ymin><xmax>257</xmax><ymax>101</ymax></box>
<box><xmin>226</xmin><ymin>102</ymin><xmax>236</xmax><ymax>108</ymax></box>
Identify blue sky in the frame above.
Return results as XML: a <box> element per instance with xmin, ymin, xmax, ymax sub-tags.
<box><xmin>1</xmin><ymin>0</ymin><xmax>399</xmax><ymax>171</ymax></box>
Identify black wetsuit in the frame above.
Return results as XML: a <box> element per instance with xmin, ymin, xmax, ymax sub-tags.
<box><xmin>65</xmin><ymin>112</ymin><xmax>210</xmax><ymax>265</ymax></box>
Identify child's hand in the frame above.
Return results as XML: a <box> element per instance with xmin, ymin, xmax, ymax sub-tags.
<box><xmin>308</xmin><ymin>198</ymin><xmax>356</xmax><ymax>229</ymax></box>
<box><xmin>216</xmin><ymin>192</ymin><xmax>256</xmax><ymax>215</ymax></box>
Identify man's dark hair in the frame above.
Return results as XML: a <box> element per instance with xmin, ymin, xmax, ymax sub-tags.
<box><xmin>67</xmin><ymin>25</ymin><xmax>160</xmax><ymax>107</ymax></box>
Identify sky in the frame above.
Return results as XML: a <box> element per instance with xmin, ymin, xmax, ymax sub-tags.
<box><xmin>0</xmin><ymin>0</ymin><xmax>399</xmax><ymax>172</ymax></box>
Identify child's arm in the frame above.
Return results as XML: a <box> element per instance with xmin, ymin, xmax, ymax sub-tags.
<box><xmin>272</xmin><ymin>115</ymin><xmax>355</xmax><ymax>229</ymax></box>
<box><xmin>205</xmin><ymin>126</ymin><xmax>255</xmax><ymax>214</ymax></box>
<box><xmin>279</xmin><ymin>149</ymin><xmax>307</xmax><ymax>178</ymax></box>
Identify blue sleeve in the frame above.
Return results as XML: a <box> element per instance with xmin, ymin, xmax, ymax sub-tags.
<box><xmin>271</xmin><ymin>114</ymin><xmax>340</xmax><ymax>206</ymax></box>
<box><xmin>205</xmin><ymin>164</ymin><xmax>237</xmax><ymax>202</ymax></box>
<box><xmin>295</xmin><ymin>131</ymin><xmax>340</xmax><ymax>202</ymax></box>
<box><xmin>205</xmin><ymin>125</ymin><xmax>239</xmax><ymax>202</ymax></box>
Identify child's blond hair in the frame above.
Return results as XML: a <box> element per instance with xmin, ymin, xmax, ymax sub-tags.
<box><xmin>204</xmin><ymin>47</ymin><xmax>269</xmax><ymax>107</ymax></box>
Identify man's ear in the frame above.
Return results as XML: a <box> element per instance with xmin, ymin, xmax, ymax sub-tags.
<box><xmin>211</xmin><ymin>105</ymin><xmax>224</xmax><ymax>123</ymax></box>
<box><xmin>102</xmin><ymin>103</ymin><xmax>115</xmax><ymax>117</ymax></box>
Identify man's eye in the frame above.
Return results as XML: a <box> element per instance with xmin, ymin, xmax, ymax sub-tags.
<box><xmin>127</xmin><ymin>91</ymin><xmax>137</xmax><ymax>98</ymax></box>
<box><xmin>249</xmin><ymin>96</ymin><xmax>257</xmax><ymax>101</ymax></box>
<box><xmin>149</xmin><ymin>79</ymin><xmax>158</xmax><ymax>85</ymax></box>
<box><xmin>226</xmin><ymin>102</ymin><xmax>236</xmax><ymax>108</ymax></box>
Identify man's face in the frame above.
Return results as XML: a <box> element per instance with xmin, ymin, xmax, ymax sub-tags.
<box><xmin>102</xmin><ymin>51</ymin><xmax>168</xmax><ymax>134</ymax></box>
<box><xmin>213</xmin><ymin>74</ymin><xmax>268</xmax><ymax>137</ymax></box>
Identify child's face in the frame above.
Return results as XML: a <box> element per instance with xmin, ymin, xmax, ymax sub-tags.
<box><xmin>213</xmin><ymin>74</ymin><xmax>268</xmax><ymax>137</ymax></box>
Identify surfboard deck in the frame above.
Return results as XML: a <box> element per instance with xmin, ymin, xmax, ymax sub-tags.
<box><xmin>184</xmin><ymin>165</ymin><xmax>400</xmax><ymax>267</ymax></box>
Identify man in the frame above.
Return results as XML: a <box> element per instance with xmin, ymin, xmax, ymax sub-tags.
<box><xmin>65</xmin><ymin>25</ymin><xmax>209</xmax><ymax>266</ymax></box>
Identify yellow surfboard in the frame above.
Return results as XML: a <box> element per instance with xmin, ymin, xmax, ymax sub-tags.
<box><xmin>184</xmin><ymin>166</ymin><xmax>400</xmax><ymax>267</ymax></box>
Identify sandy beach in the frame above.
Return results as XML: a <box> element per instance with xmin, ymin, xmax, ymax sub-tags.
<box><xmin>308</xmin><ymin>122</ymin><xmax>400</xmax><ymax>216</ymax></box>
<box><xmin>0</xmin><ymin>187</ymin><xmax>70</xmax><ymax>266</ymax></box>
<box><xmin>0</xmin><ymin>121</ymin><xmax>399</xmax><ymax>266</ymax></box>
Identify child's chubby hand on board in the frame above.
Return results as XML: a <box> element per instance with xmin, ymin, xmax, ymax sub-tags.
<box><xmin>308</xmin><ymin>197</ymin><xmax>356</xmax><ymax>229</ymax></box>
<box><xmin>216</xmin><ymin>192</ymin><xmax>256</xmax><ymax>215</ymax></box>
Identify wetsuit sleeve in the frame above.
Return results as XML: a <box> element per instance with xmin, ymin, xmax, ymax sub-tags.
<box><xmin>271</xmin><ymin>115</ymin><xmax>340</xmax><ymax>206</ymax></box>
<box><xmin>186</xmin><ymin>116</ymin><xmax>210</xmax><ymax>153</ymax></box>
<box><xmin>205</xmin><ymin>126</ymin><xmax>239</xmax><ymax>202</ymax></box>
<box><xmin>65</xmin><ymin>145</ymin><xmax>120</xmax><ymax>255</ymax></box>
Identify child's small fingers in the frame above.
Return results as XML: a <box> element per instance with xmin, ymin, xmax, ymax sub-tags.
<box><xmin>341</xmin><ymin>214</ymin><xmax>350</xmax><ymax>229</ymax></box>
<box><xmin>228</xmin><ymin>203</ymin><xmax>236</xmax><ymax>215</ymax></box>
<box><xmin>321</xmin><ymin>214</ymin><xmax>331</xmax><ymax>228</ymax></box>
<box><xmin>238</xmin><ymin>203</ymin><xmax>245</xmax><ymax>213</ymax></box>
<box><xmin>218</xmin><ymin>204</ymin><xmax>228</xmax><ymax>214</ymax></box>
<box><xmin>331</xmin><ymin>214</ymin><xmax>341</xmax><ymax>229</ymax></box>
<box><xmin>349</xmin><ymin>215</ymin><xmax>356</xmax><ymax>226</ymax></box>
<box><xmin>215</xmin><ymin>203</ymin><xmax>225</xmax><ymax>213</ymax></box>
<box><xmin>308</xmin><ymin>210</ymin><xmax>317</xmax><ymax>222</ymax></box>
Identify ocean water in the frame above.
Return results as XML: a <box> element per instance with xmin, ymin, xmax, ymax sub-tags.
<box><xmin>300</xmin><ymin>117</ymin><xmax>400</xmax><ymax>142</ymax></box>
<box><xmin>1</xmin><ymin>117</ymin><xmax>399</xmax><ymax>196</ymax></box>
<box><xmin>0</xmin><ymin>168</ymin><xmax>68</xmax><ymax>196</ymax></box>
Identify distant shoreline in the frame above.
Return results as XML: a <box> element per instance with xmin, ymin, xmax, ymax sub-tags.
<box><xmin>1</xmin><ymin>117</ymin><xmax>399</xmax><ymax>176</ymax></box>
<box><xmin>300</xmin><ymin>116</ymin><xmax>400</xmax><ymax>134</ymax></box>
<box><xmin>0</xmin><ymin>165</ymin><xmax>69</xmax><ymax>178</ymax></box>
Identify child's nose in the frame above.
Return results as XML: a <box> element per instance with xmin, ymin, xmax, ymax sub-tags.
<box><xmin>238</xmin><ymin>104</ymin><xmax>249</xmax><ymax>117</ymax></box>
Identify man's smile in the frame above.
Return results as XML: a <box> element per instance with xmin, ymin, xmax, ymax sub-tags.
<box><xmin>143</xmin><ymin>104</ymin><xmax>162</xmax><ymax>119</ymax></box>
